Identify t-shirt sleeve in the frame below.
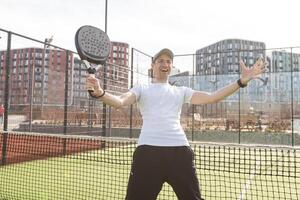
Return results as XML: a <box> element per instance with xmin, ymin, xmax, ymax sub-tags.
<box><xmin>129</xmin><ymin>85</ymin><xmax>142</xmax><ymax>102</ymax></box>
<box><xmin>183</xmin><ymin>86</ymin><xmax>195</xmax><ymax>104</ymax></box>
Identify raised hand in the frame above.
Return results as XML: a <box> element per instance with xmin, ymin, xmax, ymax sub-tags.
<box><xmin>86</xmin><ymin>74</ymin><xmax>104</xmax><ymax>98</ymax></box>
<box><xmin>240</xmin><ymin>58</ymin><xmax>266</xmax><ymax>85</ymax></box>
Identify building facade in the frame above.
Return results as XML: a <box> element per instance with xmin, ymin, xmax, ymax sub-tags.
<box><xmin>271</xmin><ymin>51</ymin><xmax>300</xmax><ymax>72</ymax></box>
<box><xmin>72</xmin><ymin>41</ymin><xmax>130</xmax><ymax>108</ymax></box>
<box><xmin>0</xmin><ymin>47</ymin><xmax>73</xmax><ymax>110</ymax></box>
<box><xmin>0</xmin><ymin>40</ymin><xmax>130</xmax><ymax>110</ymax></box>
<box><xmin>196</xmin><ymin>39</ymin><xmax>266</xmax><ymax>75</ymax></box>
<box><xmin>194</xmin><ymin>39</ymin><xmax>266</xmax><ymax>118</ymax></box>
<box><xmin>106</xmin><ymin>41</ymin><xmax>130</xmax><ymax>94</ymax></box>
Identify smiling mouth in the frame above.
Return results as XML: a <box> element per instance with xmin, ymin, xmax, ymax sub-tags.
<box><xmin>161</xmin><ymin>69</ymin><xmax>169</xmax><ymax>72</ymax></box>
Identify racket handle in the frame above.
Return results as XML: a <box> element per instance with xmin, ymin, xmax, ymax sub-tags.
<box><xmin>84</xmin><ymin>60</ymin><xmax>96</xmax><ymax>95</ymax></box>
<box><xmin>87</xmin><ymin>73</ymin><xmax>96</xmax><ymax>95</ymax></box>
<box><xmin>87</xmin><ymin>67</ymin><xmax>96</xmax><ymax>74</ymax></box>
<box><xmin>86</xmin><ymin>73</ymin><xmax>102</xmax><ymax>98</ymax></box>
<box><xmin>88</xmin><ymin>90</ymin><xmax>95</xmax><ymax>96</ymax></box>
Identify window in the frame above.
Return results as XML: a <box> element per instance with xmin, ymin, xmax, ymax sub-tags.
<box><xmin>235</xmin><ymin>43</ymin><xmax>239</xmax><ymax>49</ymax></box>
<box><xmin>35</xmin><ymin>82</ymin><xmax>42</xmax><ymax>88</ymax></box>
<box><xmin>235</xmin><ymin>57</ymin><xmax>239</xmax><ymax>63</ymax></box>
<box><xmin>227</xmin><ymin>57</ymin><xmax>232</xmax><ymax>63</ymax></box>
<box><xmin>112</xmin><ymin>66</ymin><xmax>118</xmax><ymax>80</ymax></box>
<box><xmin>249</xmin><ymin>58</ymin><xmax>254</xmax><ymax>65</ymax></box>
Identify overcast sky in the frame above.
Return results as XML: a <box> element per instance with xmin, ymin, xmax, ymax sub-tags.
<box><xmin>1</xmin><ymin>0</ymin><xmax>300</xmax><ymax>72</ymax></box>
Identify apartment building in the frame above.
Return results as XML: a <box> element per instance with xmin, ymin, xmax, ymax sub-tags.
<box><xmin>72</xmin><ymin>41</ymin><xmax>130</xmax><ymax>108</ymax></box>
<box><xmin>0</xmin><ymin>47</ymin><xmax>73</xmax><ymax>110</ymax></box>
<box><xmin>271</xmin><ymin>51</ymin><xmax>300</xmax><ymax>72</ymax></box>
<box><xmin>196</xmin><ymin>39</ymin><xmax>266</xmax><ymax>75</ymax></box>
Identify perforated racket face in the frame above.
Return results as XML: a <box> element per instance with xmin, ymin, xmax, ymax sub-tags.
<box><xmin>75</xmin><ymin>25</ymin><xmax>110</xmax><ymax>65</ymax></box>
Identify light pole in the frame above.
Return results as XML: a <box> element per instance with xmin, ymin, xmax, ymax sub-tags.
<box><xmin>40</xmin><ymin>36</ymin><xmax>53</xmax><ymax>118</ymax></box>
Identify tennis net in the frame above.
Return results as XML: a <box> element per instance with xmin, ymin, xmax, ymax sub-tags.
<box><xmin>0</xmin><ymin>131</ymin><xmax>299</xmax><ymax>200</ymax></box>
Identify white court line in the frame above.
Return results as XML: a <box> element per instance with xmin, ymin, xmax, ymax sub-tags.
<box><xmin>238</xmin><ymin>160</ymin><xmax>261</xmax><ymax>200</ymax></box>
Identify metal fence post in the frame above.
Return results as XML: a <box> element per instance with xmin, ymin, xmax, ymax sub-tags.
<box><xmin>290</xmin><ymin>48</ymin><xmax>294</xmax><ymax>146</ymax></box>
<box><xmin>129</xmin><ymin>48</ymin><xmax>134</xmax><ymax>138</ymax></box>
<box><xmin>1</xmin><ymin>31</ymin><xmax>11</xmax><ymax>165</ymax></box>
<box><xmin>63</xmin><ymin>50</ymin><xmax>69</xmax><ymax>155</ymax></box>
<box><xmin>191</xmin><ymin>54</ymin><xmax>195</xmax><ymax>141</ymax></box>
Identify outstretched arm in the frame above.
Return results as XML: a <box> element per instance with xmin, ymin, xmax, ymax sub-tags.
<box><xmin>86</xmin><ymin>75</ymin><xmax>136</xmax><ymax>109</ymax></box>
<box><xmin>191</xmin><ymin>58</ymin><xmax>266</xmax><ymax>105</ymax></box>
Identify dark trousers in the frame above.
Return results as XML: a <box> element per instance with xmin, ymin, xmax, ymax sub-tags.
<box><xmin>125</xmin><ymin>145</ymin><xmax>204</xmax><ymax>200</ymax></box>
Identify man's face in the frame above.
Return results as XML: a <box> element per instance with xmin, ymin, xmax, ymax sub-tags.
<box><xmin>151</xmin><ymin>54</ymin><xmax>173</xmax><ymax>80</ymax></box>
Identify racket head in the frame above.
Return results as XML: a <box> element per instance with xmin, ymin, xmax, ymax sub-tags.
<box><xmin>75</xmin><ymin>25</ymin><xmax>111</xmax><ymax>65</ymax></box>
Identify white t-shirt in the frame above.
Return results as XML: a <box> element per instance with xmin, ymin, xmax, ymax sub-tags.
<box><xmin>130</xmin><ymin>83</ymin><xmax>195</xmax><ymax>146</ymax></box>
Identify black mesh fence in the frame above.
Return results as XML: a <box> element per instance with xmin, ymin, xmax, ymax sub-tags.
<box><xmin>0</xmin><ymin>131</ymin><xmax>299</xmax><ymax>199</ymax></box>
<box><xmin>1</xmin><ymin>28</ymin><xmax>300</xmax><ymax>199</ymax></box>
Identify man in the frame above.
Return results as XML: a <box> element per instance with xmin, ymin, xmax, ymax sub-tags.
<box><xmin>86</xmin><ymin>48</ymin><xmax>266</xmax><ymax>200</ymax></box>
<box><xmin>0</xmin><ymin>104</ymin><xmax>4</xmax><ymax>126</ymax></box>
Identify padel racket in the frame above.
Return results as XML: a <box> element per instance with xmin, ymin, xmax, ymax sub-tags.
<box><xmin>75</xmin><ymin>25</ymin><xmax>111</xmax><ymax>94</ymax></box>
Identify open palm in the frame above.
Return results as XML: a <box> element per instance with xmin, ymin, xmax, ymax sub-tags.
<box><xmin>239</xmin><ymin>58</ymin><xmax>266</xmax><ymax>84</ymax></box>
